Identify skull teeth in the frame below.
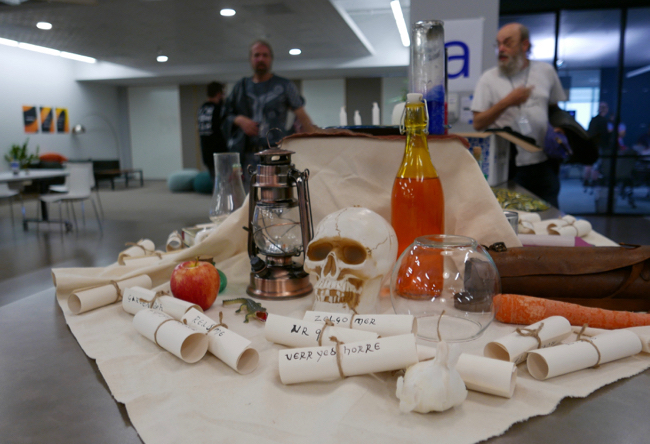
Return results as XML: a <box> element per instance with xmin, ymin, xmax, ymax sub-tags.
<box><xmin>314</xmin><ymin>279</ymin><xmax>360</xmax><ymax>305</ymax></box>
<box><xmin>315</xmin><ymin>279</ymin><xmax>357</xmax><ymax>293</ymax></box>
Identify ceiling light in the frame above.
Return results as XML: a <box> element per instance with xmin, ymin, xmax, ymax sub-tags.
<box><xmin>3</xmin><ymin>38</ymin><xmax>95</xmax><ymax>62</ymax></box>
<box><xmin>61</xmin><ymin>51</ymin><xmax>96</xmax><ymax>63</ymax></box>
<box><xmin>220</xmin><ymin>8</ymin><xmax>236</xmax><ymax>17</ymax></box>
<box><xmin>36</xmin><ymin>22</ymin><xmax>52</xmax><ymax>30</ymax></box>
<box><xmin>0</xmin><ymin>37</ymin><xmax>19</xmax><ymax>47</ymax></box>
<box><xmin>18</xmin><ymin>42</ymin><xmax>60</xmax><ymax>56</ymax></box>
<box><xmin>157</xmin><ymin>55</ymin><xmax>168</xmax><ymax>62</ymax></box>
<box><xmin>390</xmin><ymin>0</ymin><xmax>410</xmax><ymax>47</ymax></box>
<box><xmin>627</xmin><ymin>64</ymin><xmax>650</xmax><ymax>78</ymax></box>
<box><xmin>289</xmin><ymin>48</ymin><xmax>301</xmax><ymax>56</ymax></box>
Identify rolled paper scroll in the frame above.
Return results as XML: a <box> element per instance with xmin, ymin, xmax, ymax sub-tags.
<box><xmin>122</xmin><ymin>286</ymin><xmax>202</xmax><ymax>320</ymax></box>
<box><xmin>181</xmin><ymin>308</ymin><xmax>259</xmax><ymax>374</ymax></box>
<box><xmin>121</xmin><ymin>253</ymin><xmax>166</xmax><ymax>267</ymax></box>
<box><xmin>518</xmin><ymin>212</ymin><xmax>542</xmax><ymax>224</ymax></box>
<box><xmin>517</xmin><ymin>234</ymin><xmax>576</xmax><ymax>247</ymax></box>
<box><xmin>417</xmin><ymin>345</ymin><xmax>517</xmax><ymax>398</ymax></box>
<box><xmin>547</xmin><ymin>215</ymin><xmax>592</xmax><ymax>237</ymax></box>
<box><xmin>118</xmin><ymin>239</ymin><xmax>155</xmax><ymax>265</ymax></box>
<box><xmin>133</xmin><ymin>309</ymin><xmax>209</xmax><ymax>363</ymax></box>
<box><xmin>303</xmin><ymin>311</ymin><xmax>417</xmax><ymax>337</ymax></box>
<box><xmin>527</xmin><ymin>329</ymin><xmax>642</xmax><ymax>380</ymax></box>
<box><xmin>279</xmin><ymin>334</ymin><xmax>419</xmax><ymax>385</ymax></box>
<box><xmin>517</xmin><ymin>212</ymin><xmax>540</xmax><ymax>234</ymax></box>
<box><xmin>571</xmin><ymin>325</ymin><xmax>650</xmax><ymax>354</ymax></box>
<box><xmin>166</xmin><ymin>231</ymin><xmax>183</xmax><ymax>252</ymax></box>
<box><xmin>265</xmin><ymin>313</ymin><xmax>378</xmax><ymax>348</ymax></box>
<box><xmin>484</xmin><ymin>316</ymin><xmax>572</xmax><ymax>364</ymax></box>
<box><xmin>68</xmin><ymin>274</ymin><xmax>152</xmax><ymax>315</ymax></box>
<box><xmin>152</xmin><ymin>281</ymin><xmax>172</xmax><ymax>294</ymax></box>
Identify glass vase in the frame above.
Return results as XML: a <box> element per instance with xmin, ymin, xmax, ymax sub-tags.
<box><xmin>390</xmin><ymin>234</ymin><xmax>499</xmax><ymax>342</ymax></box>
<box><xmin>209</xmin><ymin>152</ymin><xmax>246</xmax><ymax>225</ymax></box>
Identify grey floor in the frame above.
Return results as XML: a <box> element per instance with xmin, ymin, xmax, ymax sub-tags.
<box><xmin>2</xmin><ymin>179</ymin><xmax>650</xmax><ymax>443</ymax></box>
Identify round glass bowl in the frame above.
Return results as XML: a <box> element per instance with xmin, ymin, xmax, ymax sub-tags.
<box><xmin>390</xmin><ymin>235</ymin><xmax>499</xmax><ymax>342</ymax></box>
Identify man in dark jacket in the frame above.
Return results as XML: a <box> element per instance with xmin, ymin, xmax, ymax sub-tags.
<box><xmin>222</xmin><ymin>40</ymin><xmax>319</xmax><ymax>188</ymax></box>
<box><xmin>198</xmin><ymin>81</ymin><xmax>227</xmax><ymax>178</ymax></box>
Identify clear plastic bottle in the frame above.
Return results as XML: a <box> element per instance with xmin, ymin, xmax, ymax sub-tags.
<box><xmin>372</xmin><ymin>102</ymin><xmax>380</xmax><ymax>125</ymax></box>
<box><xmin>391</xmin><ymin>93</ymin><xmax>445</xmax><ymax>257</ymax></box>
<box><xmin>339</xmin><ymin>106</ymin><xmax>347</xmax><ymax>126</ymax></box>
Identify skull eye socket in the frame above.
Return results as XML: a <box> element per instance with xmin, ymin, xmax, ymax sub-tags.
<box><xmin>308</xmin><ymin>242</ymin><xmax>333</xmax><ymax>261</ymax></box>
<box><xmin>342</xmin><ymin>245</ymin><xmax>367</xmax><ymax>265</ymax></box>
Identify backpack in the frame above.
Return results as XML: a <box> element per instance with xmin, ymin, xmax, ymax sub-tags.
<box><xmin>548</xmin><ymin>107</ymin><xmax>599</xmax><ymax>165</ymax></box>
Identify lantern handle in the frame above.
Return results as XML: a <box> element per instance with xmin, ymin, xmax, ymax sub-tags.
<box><xmin>247</xmin><ymin>171</ymin><xmax>260</xmax><ymax>259</ymax></box>
<box><xmin>292</xmin><ymin>167</ymin><xmax>313</xmax><ymax>258</ymax></box>
<box><xmin>265</xmin><ymin>127</ymin><xmax>284</xmax><ymax>150</ymax></box>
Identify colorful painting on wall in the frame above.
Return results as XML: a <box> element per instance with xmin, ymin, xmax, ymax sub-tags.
<box><xmin>23</xmin><ymin>106</ymin><xmax>39</xmax><ymax>133</ymax></box>
<box><xmin>40</xmin><ymin>107</ymin><xmax>54</xmax><ymax>133</ymax></box>
<box><xmin>56</xmin><ymin>108</ymin><xmax>69</xmax><ymax>133</ymax></box>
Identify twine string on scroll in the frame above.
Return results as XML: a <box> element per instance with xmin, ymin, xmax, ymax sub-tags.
<box><xmin>153</xmin><ymin>319</ymin><xmax>178</xmax><ymax>347</ymax></box>
<box><xmin>348</xmin><ymin>314</ymin><xmax>357</xmax><ymax>329</ymax></box>
<box><xmin>576</xmin><ymin>324</ymin><xmax>602</xmax><ymax>368</ymax></box>
<box><xmin>110</xmin><ymin>280</ymin><xmax>124</xmax><ymax>303</ymax></box>
<box><xmin>183</xmin><ymin>311</ymin><xmax>228</xmax><ymax>334</ymax></box>
<box><xmin>148</xmin><ymin>290</ymin><xmax>168</xmax><ymax>309</ymax></box>
<box><xmin>206</xmin><ymin>312</ymin><xmax>228</xmax><ymax>334</ymax></box>
<box><xmin>318</xmin><ymin>319</ymin><xmax>335</xmax><ymax>346</ymax></box>
<box><xmin>328</xmin><ymin>336</ymin><xmax>346</xmax><ymax>379</ymax></box>
<box><xmin>125</xmin><ymin>241</ymin><xmax>154</xmax><ymax>254</ymax></box>
<box><xmin>420</xmin><ymin>311</ymin><xmax>447</xmax><ymax>363</ymax></box>
<box><xmin>515</xmin><ymin>322</ymin><xmax>545</xmax><ymax>349</ymax></box>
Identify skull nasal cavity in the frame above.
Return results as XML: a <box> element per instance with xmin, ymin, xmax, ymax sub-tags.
<box><xmin>324</xmin><ymin>254</ymin><xmax>337</xmax><ymax>276</ymax></box>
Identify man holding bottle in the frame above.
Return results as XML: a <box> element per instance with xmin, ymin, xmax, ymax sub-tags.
<box><xmin>471</xmin><ymin>23</ymin><xmax>566</xmax><ymax>207</ymax></box>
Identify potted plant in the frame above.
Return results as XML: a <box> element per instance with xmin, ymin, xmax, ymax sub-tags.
<box><xmin>5</xmin><ymin>139</ymin><xmax>40</xmax><ymax>174</ymax></box>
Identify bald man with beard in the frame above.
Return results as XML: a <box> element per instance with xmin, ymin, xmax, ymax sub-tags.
<box><xmin>472</xmin><ymin>23</ymin><xmax>566</xmax><ymax>207</ymax></box>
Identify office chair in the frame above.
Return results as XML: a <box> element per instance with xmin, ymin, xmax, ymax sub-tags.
<box><xmin>39</xmin><ymin>162</ymin><xmax>102</xmax><ymax>233</ymax></box>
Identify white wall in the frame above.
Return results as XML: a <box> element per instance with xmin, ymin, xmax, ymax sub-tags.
<box><xmin>0</xmin><ymin>44</ymin><xmax>122</xmax><ymax>171</ymax></box>
<box><xmin>128</xmin><ymin>86</ymin><xmax>183</xmax><ymax>180</ymax></box>
<box><xmin>302</xmin><ymin>79</ymin><xmax>346</xmax><ymax>128</ymax></box>
<box><xmin>381</xmin><ymin>77</ymin><xmax>408</xmax><ymax>125</ymax></box>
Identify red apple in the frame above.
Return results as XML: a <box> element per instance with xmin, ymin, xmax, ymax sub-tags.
<box><xmin>170</xmin><ymin>260</ymin><xmax>220</xmax><ymax>310</ymax></box>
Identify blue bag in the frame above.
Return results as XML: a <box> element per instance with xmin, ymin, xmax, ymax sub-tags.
<box><xmin>544</xmin><ymin>123</ymin><xmax>572</xmax><ymax>161</ymax></box>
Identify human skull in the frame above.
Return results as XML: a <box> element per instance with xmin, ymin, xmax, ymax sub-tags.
<box><xmin>304</xmin><ymin>207</ymin><xmax>398</xmax><ymax>314</ymax></box>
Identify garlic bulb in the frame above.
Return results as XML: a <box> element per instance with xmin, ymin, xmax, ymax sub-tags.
<box><xmin>396</xmin><ymin>340</ymin><xmax>467</xmax><ymax>413</ymax></box>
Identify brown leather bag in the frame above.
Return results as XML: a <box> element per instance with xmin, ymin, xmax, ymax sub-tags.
<box><xmin>488</xmin><ymin>245</ymin><xmax>650</xmax><ymax>311</ymax></box>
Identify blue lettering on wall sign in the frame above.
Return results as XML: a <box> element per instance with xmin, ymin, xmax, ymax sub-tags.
<box><xmin>445</xmin><ymin>41</ymin><xmax>469</xmax><ymax>79</ymax></box>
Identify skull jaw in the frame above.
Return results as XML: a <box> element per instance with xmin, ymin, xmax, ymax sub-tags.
<box><xmin>312</xmin><ymin>275</ymin><xmax>384</xmax><ymax>314</ymax></box>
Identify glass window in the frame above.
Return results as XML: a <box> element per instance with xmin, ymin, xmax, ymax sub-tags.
<box><xmin>556</xmin><ymin>9</ymin><xmax>622</xmax><ymax>214</ymax></box>
<box><xmin>616</xmin><ymin>7</ymin><xmax>650</xmax><ymax>214</ymax></box>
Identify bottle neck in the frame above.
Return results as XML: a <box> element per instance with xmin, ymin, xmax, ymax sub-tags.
<box><xmin>397</xmin><ymin>102</ymin><xmax>437</xmax><ymax>179</ymax></box>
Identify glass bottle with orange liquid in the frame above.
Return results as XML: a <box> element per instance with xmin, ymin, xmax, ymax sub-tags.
<box><xmin>391</xmin><ymin>92</ymin><xmax>445</xmax><ymax>299</ymax></box>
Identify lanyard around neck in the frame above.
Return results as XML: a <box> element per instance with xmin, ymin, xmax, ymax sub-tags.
<box><xmin>508</xmin><ymin>64</ymin><xmax>530</xmax><ymax>89</ymax></box>
<box><xmin>508</xmin><ymin>64</ymin><xmax>531</xmax><ymax>110</ymax></box>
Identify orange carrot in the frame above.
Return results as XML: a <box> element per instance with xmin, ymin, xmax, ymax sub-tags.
<box><xmin>494</xmin><ymin>294</ymin><xmax>650</xmax><ymax>329</ymax></box>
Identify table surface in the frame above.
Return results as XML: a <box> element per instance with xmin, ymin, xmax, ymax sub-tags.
<box><xmin>3</xmin><ymin>287</ymin><xmax>649</xmax><ymax>444</ymax></box>
<box><xmin>2</xmin><ymin>183</ymin><xmax>648</xmax><ymax>444</ymax></box>
<box><xmin>0</xmin><ymin>168</ymin><xmax>68</xmax><ymax>183</ymax></box>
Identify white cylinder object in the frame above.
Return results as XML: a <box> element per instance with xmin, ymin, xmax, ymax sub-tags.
<box><xmin>339</xmin><ymin>106</ymin><xmax>347</xmax><ymax>126</ymax></box>
<box><xmin>372</xmin><ymin>102</ymin><xmax>380</xmax><ymax>125</ymax></box>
